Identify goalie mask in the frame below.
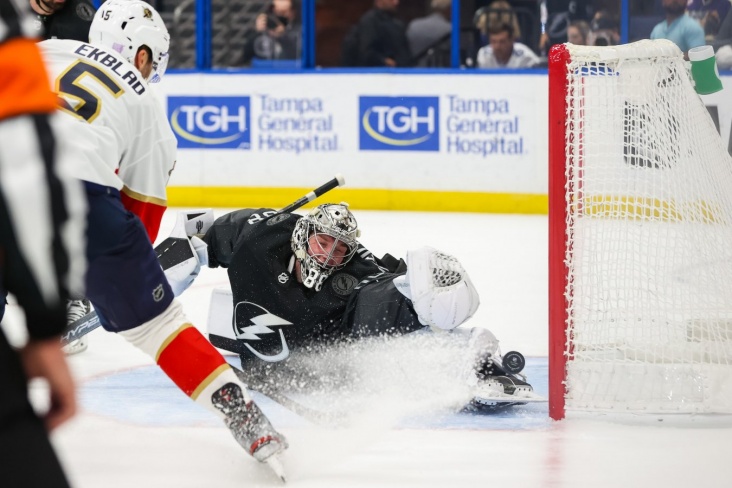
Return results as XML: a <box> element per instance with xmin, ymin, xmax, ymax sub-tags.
<box><xmin>88</xmin><ymin>0</ymin><xmax>170</xmax><ymax>83</ymax></box>
<box><xmin>292</xmin><ymin>203</ymin><xmax>360</xmax><ymax>291</ymax></box>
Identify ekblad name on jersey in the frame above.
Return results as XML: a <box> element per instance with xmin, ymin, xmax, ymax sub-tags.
<box><xmin>40</xmin><ymin>38</ymin><xmax>177</xmax><ymax>239</ymax></box>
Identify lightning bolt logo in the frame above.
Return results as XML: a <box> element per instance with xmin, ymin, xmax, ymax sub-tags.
<box><xmin>233</xmin><ymin>301</ymin><xmax>293</xmax><ymax>362</ymax></box>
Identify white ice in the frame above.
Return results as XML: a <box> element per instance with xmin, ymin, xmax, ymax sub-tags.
<box><xmin>3</xmin><ymin>210</ymin><xmax>732</xmax><ymax>488</ymax></box>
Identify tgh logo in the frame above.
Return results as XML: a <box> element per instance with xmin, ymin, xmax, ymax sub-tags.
<box><xmin>168</xmin><ymin>96</ymin><xmax>251</xmax><ymax>149</ymax></box>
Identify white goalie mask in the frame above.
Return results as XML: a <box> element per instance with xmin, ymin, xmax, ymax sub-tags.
<box><xmin>88</xmin><ymin>0</ymin><xmax>170</xmax><ymax>83</ymax></box>
<box><xmin>292</xmin><ymin>203</ymin><xmax>361</xmax><ymax>291</ymax></box>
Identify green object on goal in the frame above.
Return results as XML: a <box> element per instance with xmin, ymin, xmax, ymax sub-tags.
<box><xmin>689</xmin><ymin>45</ymin><xmax>723</xmax><ymax>95</ymax></box>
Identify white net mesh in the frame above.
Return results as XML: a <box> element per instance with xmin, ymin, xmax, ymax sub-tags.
<box><xmin>562</xmin><ymin>40</ymin><xmax>732</xmax><ymax>413</ymax></box>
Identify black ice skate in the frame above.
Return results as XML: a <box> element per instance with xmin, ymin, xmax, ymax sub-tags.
<box><xmin>470</xmin><ymin>350</ymin><xmax>545</xmax><ymax>409</ymax></box>
<box><xmin>211</xmin><ymin>383</ymin><xmax>288</xmax><ymax>464</ymax></box>
<box><xmin>62</xmin><ymin>298</ymin><xmax>91</xmax><ymax>355</ymax></box>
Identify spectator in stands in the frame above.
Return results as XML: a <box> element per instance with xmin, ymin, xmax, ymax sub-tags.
<box><xmin>587</xmin><ymin>11</ymin><xmax>620</xmax><ymax>46</ymax></box>
<box><xmin>687</xmin><ymin>0</ymin><xmax>731</xmax><ymax>40</ymax></box>
<box><xmin>713</xmin><ymin>5</ymin><xmax>732</xmax><ymax>68</ymax></box>
<box><xmin>539</xmin><ymin>0</ymin><xmax>594</xmax><ymax>54</ymax></box>
<box><xmin>351</xmin><ymin>0</ymin><xmax>411</xmax><ymax>67</ymax></box>
<box><xmin>243</xmin><ymin>0</ymin><xmax>301</xmax><ymax>65</ymax></box>
<box><xmin>406</xmin><ymin>0</ymin><xmax>452</xmax><ymax>67</ymax></box>
<box><xmin>475</xmin><ymin>0</ymin><xmax>523</xmax><ymax>48</ymax></box>
<box><xmin>567</xmin><ymin>19</ymin><xmax>590</xmax><ymax>45</ymax></box>
<box><xmin>650</xmin><ymin>0</ymin><xmax>705</xmax><ymax>56</ymax></box>
<box><xmin>476</xmin><ymin>21</ymin><xmax>540</xmax><ymax>68</ymax></box>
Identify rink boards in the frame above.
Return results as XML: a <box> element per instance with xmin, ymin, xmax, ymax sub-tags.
<box><xmin>158</xmin><ymin>71</ymin><xmax>732</xmax><ymax>213</ymax></box>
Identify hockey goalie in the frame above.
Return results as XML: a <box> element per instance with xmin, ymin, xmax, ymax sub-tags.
<box><xmin>161</xmin><ymin>203</ymin><xmax>544</xmax><ymax>410</ymax></box>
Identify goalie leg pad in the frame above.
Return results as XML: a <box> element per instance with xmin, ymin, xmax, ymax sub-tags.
<box><xmin>156</xmin><ymin>235</ymin><xmax>207</xmax><ymax>297</ymax></box>
<box><xmin>396</xmin><ymin>246</ymin><xmax>480</xmax><ymax>330</ymax></box>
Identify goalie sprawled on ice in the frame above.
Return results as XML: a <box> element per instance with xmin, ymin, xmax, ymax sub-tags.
<box><xmin>164</xmin><ymin>203</ymin><xmax>542</xmax><ymax>409</ymax></box>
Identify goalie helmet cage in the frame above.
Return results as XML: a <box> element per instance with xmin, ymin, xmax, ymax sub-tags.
<box><xmin>548</xmin><ymin>40</ymin><xmax>732</xmax><ymax>420</ymax></box>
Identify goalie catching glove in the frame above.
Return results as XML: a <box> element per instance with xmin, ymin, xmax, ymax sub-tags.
<box><xmin>156</xmin><ymin>209</ymin><xmax>214</xmax><ymax>296</ymax></box>
<box><xmin>393</xmin><ymin>246</ymin><xmax>480</xmax><ymax>330</ymax></box>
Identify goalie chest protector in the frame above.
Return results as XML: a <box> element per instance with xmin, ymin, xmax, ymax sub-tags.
<box><xmin>207</xmin><ymin>209</ymin><xmax>390</xmax><ymax>361</ymax></box>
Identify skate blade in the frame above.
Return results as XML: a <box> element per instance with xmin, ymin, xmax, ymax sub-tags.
<box><xmin>266</xmin><ymin>455</ymin><xmax>287</xmax><ymax>483</ymax></box>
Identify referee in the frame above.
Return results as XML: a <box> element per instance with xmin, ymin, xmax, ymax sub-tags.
<box><xmin>0</xmin><ymin>1</ymin><xmax>87</xmax><ymax>487</ymax></box>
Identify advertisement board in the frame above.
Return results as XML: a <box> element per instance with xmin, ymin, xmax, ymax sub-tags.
<box><xmin>158</xmin><ymin>73</ymin><xmax>732</xmax><ymax>213</ymax></box>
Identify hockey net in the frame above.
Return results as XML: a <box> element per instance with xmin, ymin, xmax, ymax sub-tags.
<box><xmin>548</xmin><ymin>40</ymin><xmax>732</xmax><ymax>419</ymax></box>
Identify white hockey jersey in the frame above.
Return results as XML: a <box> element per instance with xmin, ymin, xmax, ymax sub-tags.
<box><xmin>40</xmin><ymin>39</ymin><xmax>177</xmax><ymax>240</ymax></box>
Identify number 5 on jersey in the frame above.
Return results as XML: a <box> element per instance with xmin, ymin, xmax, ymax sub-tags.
<box><xmin>56</xmin><ymin>60</ymin><xmax>124</xmax><ymax>123</ymax></box>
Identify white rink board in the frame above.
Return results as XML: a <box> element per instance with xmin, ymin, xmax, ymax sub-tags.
<box><xmin>157</xmin><ymin>72</ymin><xmax>732</xmax><ymax>196</ymax></box>
<box><xmin>158</xmin><ymin>73</ymin><xmax>549</xmax><ymax>193</ymax></box>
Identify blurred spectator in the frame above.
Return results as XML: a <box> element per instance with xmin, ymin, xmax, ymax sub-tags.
<box><xmin>476</xmin><ymin>21</ymin><xmax>540</xmax><ymax>68</ymax></box>
<box><xmin>687</xmin><ymin>0</ymin><xmax>730</xmax><ymax>40</ymax></box>
<box><xmin>587</xmin><ymin>11</ymin><xmax>620</xmax><ymax>46</ymax></box>
<box><xmin>475</xmin><ymin>1</ymin><xmax>523</xmax><ymax>47</ymax></box>
<box><xmin>243</xmin><ymin>0</ymin><xmax>301</xmax><ymax>64</ymax></box>
<box><xmin>650</xmin><ymin>0</ymin><xmax>705</xmax><ymax>56</ymax></box>
<box><xmin>713</xmin><ymin>5</ymin><xmax>732</xmax><ymax>68</ymax></box>
<box><xmin>342</xmin><ymin>0</ymin><xmax>411</xmax><ymax>67</ymax></box>
<box><xmin>406</xmin><ymin>0</ymin><xmax>452</xmax><ymax>67</ymax></box>
<box><xmin>567</xmin><ymin>19</ymin><xmax>590</xmax><ymax>44</ymax></box>
<box><xmin>540</xmin><ymin>0</ymin><xmax>593</xmax><ymax>54</ymax></box>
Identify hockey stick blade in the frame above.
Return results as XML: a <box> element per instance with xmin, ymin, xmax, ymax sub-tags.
<box><xmin>266</xmin><ymin>455</ymin><xmax>287</xmax><ymax>483</ymax></box>
<box><xmin>60</xmin><ymin>310</ymin><xmax>101</xmax><ymax>346</ymax></box>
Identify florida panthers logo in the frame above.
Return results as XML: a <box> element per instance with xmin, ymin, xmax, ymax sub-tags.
<box><xmin>233</xmin><ymin>301</ymin><xmax>293</xmax><ymax>362</ymax></box>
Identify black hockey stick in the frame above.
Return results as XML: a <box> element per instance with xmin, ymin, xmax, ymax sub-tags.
<box><xmin>266</xmin><ymin>173</ymin><xmax>346</xmax><ymax>219</ymax></box>
<box><xmin>60</xmin><ymin>310</ymin><xmax>101</xmax><ymax>346</ymax></box>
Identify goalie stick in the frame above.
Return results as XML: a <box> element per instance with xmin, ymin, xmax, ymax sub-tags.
<box><xmin>269</xmin><ymin>173</ymin><xmax>345</xmax><ymax>219</ymax></box>
<box><xmin>58</xmin><ymin>174</ymin><xmax>347</xmax><ymax>346</ymax></box>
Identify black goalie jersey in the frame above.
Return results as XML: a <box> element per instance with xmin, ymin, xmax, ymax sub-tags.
<box><xmin>203</xmin><ymin>208</ymin><xmax>424</xmax><ymax>364</ymax></box>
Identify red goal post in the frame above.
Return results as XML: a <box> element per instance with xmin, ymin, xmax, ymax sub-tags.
<box><xmin>548</xmin><ymin>40</ymin><xmax>732</xmax><ymax>420</ymax></box>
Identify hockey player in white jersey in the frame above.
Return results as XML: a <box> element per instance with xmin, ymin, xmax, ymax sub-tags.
<box><xmin>40</xmin><ymin>0</ymin><xmax>288</xmax><ymax>477</ymax></box>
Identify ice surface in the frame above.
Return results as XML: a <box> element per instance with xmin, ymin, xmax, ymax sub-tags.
<box><xmin>4</xmin><ymin>210</ymin><xmax>731</xmax><ymax>487</ymax></box>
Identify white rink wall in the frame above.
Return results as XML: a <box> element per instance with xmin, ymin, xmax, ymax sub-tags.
<box><xmin>156</xmin><ymin>71</ymin><xmax>732</xmax><ymax>213</ymax></box>
<box><xmin>161</xmin><ymin>73</ymin><xmax>548</xmax><ymax>192</ymax></box>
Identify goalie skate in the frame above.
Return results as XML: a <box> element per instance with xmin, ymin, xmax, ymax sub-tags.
<box><xmin>470</xmin><ymin>374</ymin><xmax>546</xmax><ymax>409</ymax></box>
<box><xmin>470</xmin><ymin>349</ymin><xmax>546</xmax><ymax>408</ymax></box>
